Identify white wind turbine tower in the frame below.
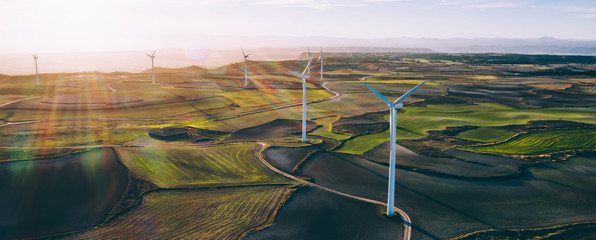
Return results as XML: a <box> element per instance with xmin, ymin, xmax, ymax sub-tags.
<box><xmin>319</xmin><ymin>48</ymin><xmax>323</xmax><ymax>81</ymax></box>
<box><xmin>290</xmin><ymin>57</ymin><xmax>314</xmax><ymax>142</ymax></box>
<box><xmin>307</xmin><ymin>47</ymin><xmax>311</xmax><ymax>76</ymax></box>
<box><xmin>33</xmin><ymin>54</ymin><xmax>39</xmax><ymax>86</ymax></box>
<box><xmin>362</xmin><ymin>80</ymin><xmax>427</xmax><ymax>216</ymax></box>
<box><xmin>242</xmin><ymin>49</ymin><xmax>251</xmax><ymax>86</ymax></box>
<box><xmin>146</xmin><ymin>50</ymin><xmax>156</xmax><ymax>85</ymax></box>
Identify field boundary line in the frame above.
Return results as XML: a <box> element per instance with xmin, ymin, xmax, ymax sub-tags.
<box><xmin>0</xmin><ymin>96</ymin><xmax>40</xmax><ymax>108</ymax></box>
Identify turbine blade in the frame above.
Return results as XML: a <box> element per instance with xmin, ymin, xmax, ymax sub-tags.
<box><xmin>362</xmin><ymin>83</ymin><xmax>391</xmax><ymax>105</ymax></box>
<box><xmin>242</xmin><ymin>49</ymin><xmax>245</xmax><ymax>56</ymax></box>
<box><xmin>316</xmin><ymin>56</ymin><xmax>321</xmax><ymax>63</ymax></box>
<box><xmin>152</xmin><ymin>50</ymin><xmax>156</xmax><ymax>56</ymax></box>
<box><xmin>289</xmin><ymin>71</ymin><xmax>302</xmax><ymax>78</ymax></box>
<box><xmin>146</xmin><ymin>54</ymin><xmax>152</xmax><ymax>57</ymax></box>
<box><xmin>301</xmin><ymin>57</ymin><xmax>314</xmax><ymax>76</ymax></box>
<box><xmin>393</xmin><ymin>80</ymin><xmax>427</xmax><ymax>105</ymax></box>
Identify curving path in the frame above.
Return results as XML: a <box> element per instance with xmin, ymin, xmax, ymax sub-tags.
<box><xmin>106</xmin><ymin>82</ymin><xmax>118</xmax><ymax>92</ymax></box>
<box><xmin>254</xmin><ymin>141</ymin><xmax>412</xmax><ymax>240</ymax></box>
<box><xmin>0</xmin><ymin>96</ymin><xmax>40</xmax><ymax>108</ymax></box>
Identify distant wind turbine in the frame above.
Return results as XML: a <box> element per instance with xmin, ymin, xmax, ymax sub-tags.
<box><xmin>362</xmin><ymin>80</ymin><xmax>427</xmax><ymax>216</ymax></box>
<box><xmin>242</xmin><ymin>49</ymin><xmax>251</xmax><ymax>86</ymax></box>
<box><xmin>315</xmin><ymin>48</ymin><xmax>323</xmax><ymax>81</ymax></box>
<box><xmin>32</xmin><ymin>54</ymin><xmax>39</xmax><ymax>86</ymax></box>
<box><xmin>307</xmin><ymin>47</ymin><xmax>311</xmax><ymax>76</ymax></box>
<box><xmin>290</xmin><ymin>57</ymin><xmax>314</xmax><ymax>142</ymax></box>
<box><xmin>146</xmin><ymin>50</ymin><xmax>156</xmax><ymax>85</ymax></box>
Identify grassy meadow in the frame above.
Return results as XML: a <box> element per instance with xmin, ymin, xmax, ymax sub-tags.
<box><xmin>465</xmin><ymin>129</ymin><xmax>596</xmax><ymax>155</ymax></box>
<box><xmin>336</xmin><ymin>103</ymin><xmax>596</xmax><ymax>155</ymax></box>
<box><xmin>310</xmin><ymin>116</ymin><xmax>351</xmax><ymax>141</ymax></box>
<box><xmin>116</xmin><ymin>143</ymin><xmax>291</xmax><ymax>188</ymax></box>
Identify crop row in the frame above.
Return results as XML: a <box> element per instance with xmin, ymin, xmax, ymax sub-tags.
<box><xmin>67</xmin><ymin>186</ymin><xmax>290</xmax><ymax>239</ymax></box>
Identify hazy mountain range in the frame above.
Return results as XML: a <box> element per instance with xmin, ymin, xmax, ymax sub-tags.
<box><xmin>1</xmin><ymin>35</ymin><xmax>595</xmax><ymax>75</ymax></box>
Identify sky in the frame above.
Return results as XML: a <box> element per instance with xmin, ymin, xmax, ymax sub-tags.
<box><xmin>0</xmin><ymin>0</ymin><xmax>595</xmax><ymax>53</ymax></box>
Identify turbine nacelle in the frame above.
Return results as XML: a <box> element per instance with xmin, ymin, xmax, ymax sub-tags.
<box><xmin>241</xmin><ymin>48</ymin><xmax>251</xmax><ymax>86</ymax></box>
<box><xmin>289</xmin><ymin>57</ymin><xmax>314</xmax><ymax>80</ymax></box>
<box><xmin>146</xmin><ymin>50</ymin><xmax>156</xmax><ymax>58</ymax></box>
<box><xmin>147</xmin><ymin>50</ymin><xmax>156</xmax><ymax>85</ymax></box>
<box><xmin>301</xmin><ymin>57</ymin><xmax>314</xmax><ymax>77</ymax></box>
<box><xmin>362</xmin><ymin>80</ymin><xmax>427</xmax><ymax>109</ymax></box>
<box><xmin>289</xmin><ymin>71</ymin><xmax>310</xmax><ymax>80</ymax></box>
<box><xmin>242</xmin><ymin>49</ymin><xmax>250</xmax><ymax>59</ymax></box>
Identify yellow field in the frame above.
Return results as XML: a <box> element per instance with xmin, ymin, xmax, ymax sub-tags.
<box><xmin>468</xmin><ymin>75</ymin><xmax>498</xmax><ymax>80</ymax></box>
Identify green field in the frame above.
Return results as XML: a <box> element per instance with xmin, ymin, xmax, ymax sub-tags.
<box><xmin>69</xmin><ymin>186</ymin><xmax>290</xmax><ymax>239</ymax></box>
<box><xmin>217</xmin><ymin>89</ymin><xmax>333</xmax><ymax>108</ymax></box>
<box><xmin>0</xmin><ymin>100</ymin><xmax>212</xmax><ymax>121</ymax></box>
<box><xmin>0</xmin><ymin>120</ymin><xmax>145</xmax><ymax>150</ymax></box>
<box><xmin>335</xmin><ymin>103</ymin><xmax>596</xmax><ymax>155</ymax></box>
<box><xmin>334</xmin><ymin>114</ymin><xmax>392</xmax><ymax>154</ymax></box>
<box><xmin>248</xmin><ymin>74</ymin><xmax>309</xmax><ymax>83</ymax></box>
<box><xmin>465</xmin><ymin>129</ymin><xmax>596</xmax><ymax>155</ymax></box>
<box><xmin>213</xmin><ymin>104</ymin><xmax>333</xmax><ymax>133</ymax></box>
<box><xmin>310</xmin><ymin>116</ymin><xmax>351</xmax><ymax>140</ymax></box>
<box><xmin>335</xmin><ymin>131</ymin><xmax>391</xmax><ymax>155</ymax></box>
<box><xmin>456</xmin><ymin>127</ymin><xmax>518</xmax><ymax>142</ymax></box>
<box><xmin>117</xmin><ymin>143</ymin><xmax>291</xmax><ymax>188</ymax></box>
<box><xmin>398</xmin><ymin>104</ymin><xmax>596</xmax><ymax>138</ymax></box>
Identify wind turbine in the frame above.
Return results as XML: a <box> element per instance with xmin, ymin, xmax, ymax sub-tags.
<box><xmin>32</xmin><ymin>54</ymin><xmax>39</xmax><ymax>86</ymax></box>
<box><xmin>290</xmin><ymin>57</ymin><xmax>314</xmax><ymax>142</ymax></box>
<box><xmin>307</xmin><ymin>47</ymin><xmax>311</xmax><ymax>76</ymax></box>
<box><xmin>318</xmin><ymin>48</ymin><xmax>323</xmax><ymax>81</ymax></box>
<box><xmin>242</xmin><ymin>49</ymin><xmax>250</xmax><ymax>86</ymax></box>
<box><xmin>146</xmin><ymin>50</ymin><xmax>156</xmax><ymax>85</ymax></box>
<box><xmin>362</xmin><ymin>80</ymin><xmax>427</xmax><ymax>216</ymax></box>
